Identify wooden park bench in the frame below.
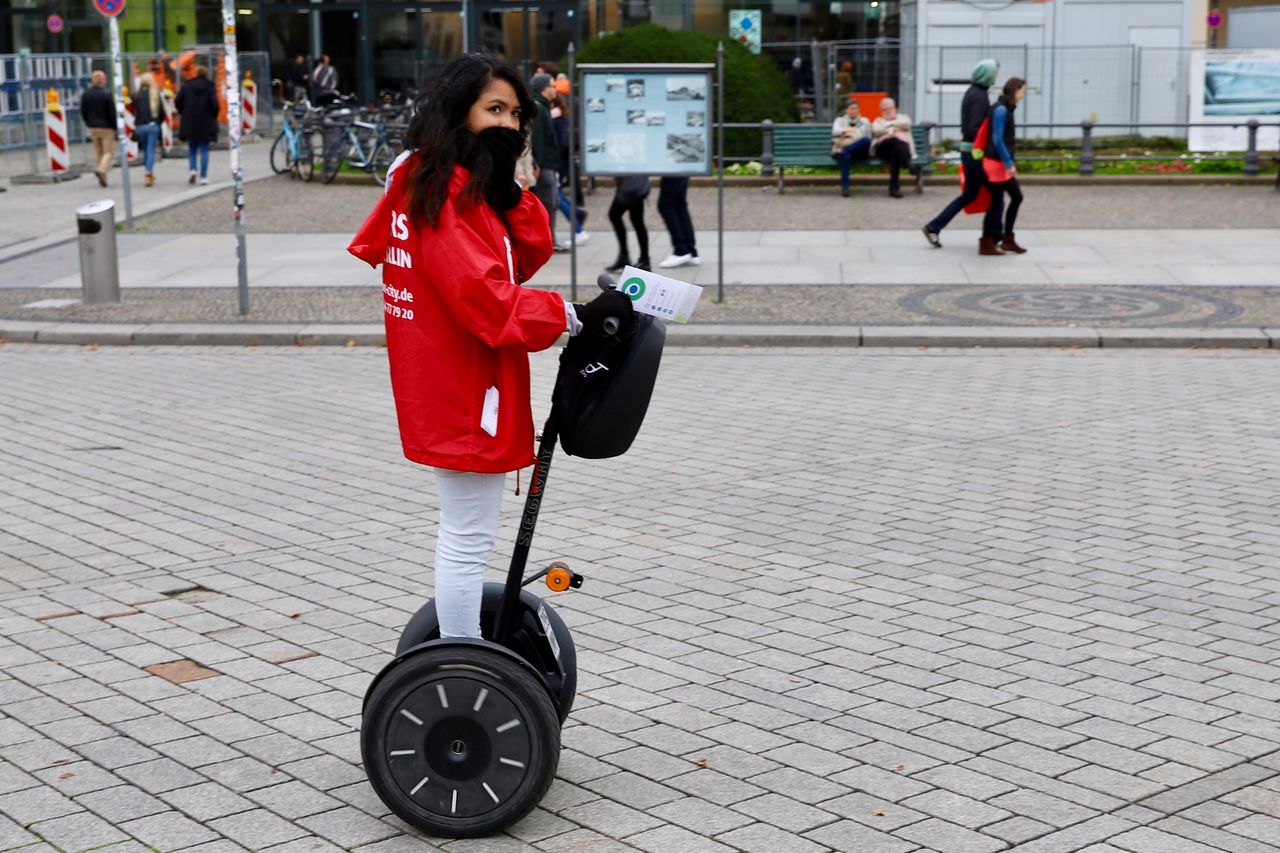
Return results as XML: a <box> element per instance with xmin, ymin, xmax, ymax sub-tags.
<box><xmin>773</xmin><ymin>123</ymin><xmax>932</xmax><ymax>193</ymax></box>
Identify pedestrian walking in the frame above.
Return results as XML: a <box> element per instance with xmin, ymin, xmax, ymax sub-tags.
<box><xmin>175</xmin><ymin>65</ymin><xmax>219</xmax><ymax>185</ymax></box>
<box><xmin>657</xmin><ymin>177</ymin><xmax>698</xmax><ymax>268</ymax></box>
<box><xmin>346</xmin><ymin>52</ymin><xmax>633</xmax><ymax>639</ymax></box>
<box><xmin>988</xmin><ymin>78</ymin><xmax>1028</xmax><ymax>253</ymax></box>
<box><xmin>606</xmin><ymin>175</ymin><xmax>651</xmax><ymax>273</ymax></box>
<box><xmin>81</xmin><ymin>70</ymin><xmax>117</xmax><ymax>188</ymax></box>
<box><xmin>870</xmin><ymin>97</ymin><xmax>916</xmax><ymax>198</ymax></box>
<box><xmin>528</xmin><ymin>73</ymin><xmax>562</xmax><ymax>250</ymax></box>
<box><xmin>551</xmin><ymin>91</ymin><xmax>588</xmax><ymax>244</ymax></box>
<box><xmin>132</xmin><ymin>72</ymin><xmax>164</xmax><ymax>187</ymax></box>
<box><xmin>287</xmin><ymin>55</ymin><xmax>310</xmax><ymax>102</ymax></box>
<box><xmin>831</xmin><ymin>99</ymin><xmax>872</xmax><ymax>198</ymax></box>
<box><xmin>312</xmin><ymin>55</ymin><xmax>338</xmax><ymax>106</ymax></box>
<box><xmin>922</xmin><ymin>58</ymin><xmax>1005</xmax><ymax>254</ymax></box>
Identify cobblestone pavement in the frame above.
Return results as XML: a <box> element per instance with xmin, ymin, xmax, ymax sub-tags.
<box><xmin>131</xmin><ymin>177</ymin><xmax>1280</xmax><ymax>235</ymax></box>
<box><xmin>2</xmin><ymin>344</ymin><xmax>1279</xmax><ymax>852</ymax></box>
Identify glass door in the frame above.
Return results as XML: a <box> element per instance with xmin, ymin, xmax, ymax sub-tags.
<box><xmin>472</xmin><ymin>1</ymin><xmax>582</xmax><ymax>80</ymax></box>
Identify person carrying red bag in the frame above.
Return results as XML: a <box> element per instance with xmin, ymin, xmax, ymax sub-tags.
<box><xmin>921</xmin><ymin>58</ymin><xmax>1007</xmax><ymax>255</ymax></box>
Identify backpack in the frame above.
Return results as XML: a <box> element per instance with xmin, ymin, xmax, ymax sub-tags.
<box><xmin>552</xmin><ymin>313</ymin><xmax>666</xmax><ymax>458</ymax></box>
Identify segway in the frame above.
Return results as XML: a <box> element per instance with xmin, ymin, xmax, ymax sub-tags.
<box><xmin>361</xmin><ymin>275</ymin><xmax>665</xmax><ymax>838</ymax></box>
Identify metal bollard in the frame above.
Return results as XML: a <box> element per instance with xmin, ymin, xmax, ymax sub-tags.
<box><xmin>77</xmin><ymin>200</ymin><xmax>121</xmax><ymax>305</ymax></box>
<box><xmin>1079</xmin><ymin>120</ymin><xmax>1095</xmax><ymax>176</ymax></box>
<box><xmin>1244</xmin><ymin>120</ymin><xmax>1260</xmax><ymax>177</ymax></box>
<box><xmin>760</xmin><ymin>119</ymin><xmax>774</xmax><ymax>177</ymax></box>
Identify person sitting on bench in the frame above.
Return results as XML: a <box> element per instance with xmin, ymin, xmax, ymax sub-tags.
<box><xmin>831</xmin><ymin>99</ymin><xmax>872</xmax><ymax>198</ymax></box>
<box><xmin>871</xmin><ymin>97</ymin><xmax>917</xmax><ymax>198</ymax></box>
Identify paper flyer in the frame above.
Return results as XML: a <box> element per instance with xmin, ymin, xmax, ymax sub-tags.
<box><xmin>617</xmin><ymin>266</ymin><xmax>703</xmax><ymax>324</ymax></box>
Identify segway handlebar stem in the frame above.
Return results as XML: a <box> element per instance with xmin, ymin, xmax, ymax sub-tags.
<box><xmin>492</xmin><ymin>418</ymin><xmax>558</xmax><ymax>645</ymax></box>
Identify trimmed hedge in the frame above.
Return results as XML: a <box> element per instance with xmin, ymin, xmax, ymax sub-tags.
<box><xmin>574</xmin><ymin>23</ymin><xmax>799</xmax><ymax>160</ymax></box>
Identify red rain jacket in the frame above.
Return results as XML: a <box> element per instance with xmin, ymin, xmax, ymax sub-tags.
<box><xmin>348</xmin><ymin>159</ymin><xmax>566</xmax><ymax>473</ymax></box>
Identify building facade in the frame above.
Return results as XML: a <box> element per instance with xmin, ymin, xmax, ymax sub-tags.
<box><xmin>3</xmin><ymin>2</ymin><xmax>903</xmax><ymax>103</ymax></box>
<box><xmin>901</xmin><ymin>0</ymin><xmax>1199</xmax><ymax>133</ymax></box>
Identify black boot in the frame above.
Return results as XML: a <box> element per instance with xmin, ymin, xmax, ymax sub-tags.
<box><xmin>635</xmin><ymin>256</ymin><xmax>651</xmax><ymax>271</ymax></box>
<box><xmin>605</xmin><ymin>256</ymin><xmax>630</xmax><ymax>274</ymax></box>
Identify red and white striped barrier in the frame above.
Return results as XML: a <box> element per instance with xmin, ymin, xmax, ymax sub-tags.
<box><xmin>122</xmin><ymin>88</ymin><xmax>138</xmax><ymax>161</ymax></box>
<box><xmin>240</xmin><ymin>71</ymin><xmax>257</xmax><ymax>134</ymax></box>
<box><xmin>161</xmin><ymin>87</ymin><xmax>175</xmax><ymax>154</ymax></box>
<box><xmin>44</xmin><ymin>89</ymin><xmax>70</xmax><ymax>174</ymax></box>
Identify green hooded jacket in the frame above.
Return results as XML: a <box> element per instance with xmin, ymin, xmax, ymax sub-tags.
<box><xmin>971</xmin><ymin>59</ymin><xmax>998</xmax><ymax>88</ymax></box>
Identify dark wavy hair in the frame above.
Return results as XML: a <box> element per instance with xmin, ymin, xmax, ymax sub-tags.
<box><xmin>403</xmin><ymin>53</ymin><xmax>535</xmax><ymax>227</ymax></box>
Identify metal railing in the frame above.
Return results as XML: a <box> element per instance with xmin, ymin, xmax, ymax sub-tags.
<box><xmin>714</xmin><ymin>119</ymin><xmax>1278</xmax><ymax>179</ymax></box>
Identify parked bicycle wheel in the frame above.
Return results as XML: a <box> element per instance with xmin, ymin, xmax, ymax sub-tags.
<box><xmin>293</xmin><ymin>131</ymin><xmax>318</xmax><ymax>182</ymax></box>
<box><xmin>321</xmin><ymin>127</ymin><xmax>347</xmax><ymax>185</ymax></box>
<box><xmin>371</xmin><ymin>142</ymin><xmax>395</xmax><ymax>187</ymax></box>
<box><xmin>269</xmin><ymin>131</ymin><xmax>294</xmax><ymax>175</ymax></box>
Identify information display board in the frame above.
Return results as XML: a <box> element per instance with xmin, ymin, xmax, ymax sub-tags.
<box><xmin>1188</xmin><ymin>49</ymin><xmax>1280</xmax><ymax>152</ymax></box>
<box><xmin>578</xmin><ymin>64</ymin><xmax>714</xmax><ymax>176</ymax></box>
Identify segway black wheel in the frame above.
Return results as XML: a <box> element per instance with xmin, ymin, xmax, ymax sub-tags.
<box><xmin>362</xmin><ymin>645</ymin><xmax>560</xmax><ymax>838</ymax></box>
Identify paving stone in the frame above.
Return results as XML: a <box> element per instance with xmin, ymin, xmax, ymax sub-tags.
<box><xmin>716</xmin><ymin>821</ymin><xmax>829</xmax><ymax>853</ymax></box>
<box><xmin>802</xmin><ymin>819</ymin><xmax>920</xmax><ymax>853</ymax></box>
<box><xmin>900</xmin><ymin>788</ymin><xmax>1013</xmax><ymax>829</ymax></box>
<box><xmin>160</xmin><ymin>781</ymin><xmax>255</xmax><ymax>822</ymax></box>
<box><xmin>121</xmin><ymin>810</ymin><xmax>220</xmax><ymax>849</ymax></box>
<box><xmin>624</xmin><ymin>824</ymin><xmax>737</xmax><ymax>853</ymax></box>
<box><xmin>893</xmin><ymin>817</ymin><xmax>1007</xmax><ymax>853</ymax></box>
<box><xmin>297</xmin><ymin>806</ymin><xmax>400</xmax><ymax>848</ymax></box>
<box><xmin>730</xmin><ymin>792</ymin><xmax>837</xmax><ymax>833</ymax></box>
<box><xmin>209</xmin><ymin>807</ymin><xmax>310</xmax><ymax>848</ymax></box>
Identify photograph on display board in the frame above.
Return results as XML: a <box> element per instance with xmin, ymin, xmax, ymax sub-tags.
<box><xmin>686</xmin><ymin>110</ymin><xmax>705</xmax><ymax>127</ymax></box>
<box><xmin>626</xmin><ymin>79</ymin><xmax>646</xmax><ymax>99</ymax></box>
<box><xmin>667</xmin><ymin>133</ymin><xmax>705</xmax><ymax>164</ymax></box>
<box><xmin>626</xmin><ymin>109</ymin><xmax>646</xmax><ymax>125</ymax></box>
<box><xmin>666</xmin><ymin>76</ymin><xmax>707</xmax><ymax>101</ymax></box>
<box><xmin>587</xmin><ymin>97</ymin><xmax>606</xmax><ymax>112</ymax></box>
<box><xmin>586</xmin><ymin>139</ymin><xmax>606</xmax><ymax>153</ymax></box>
<box><xmin>646</xmin><ymin>111</ymin><xmax>666</xmax><ymax>126</ymax></box>
<box><xmin>606</xmin><ymin>77</ymin><xmax>625</xmax><ymax>92</ymax></box>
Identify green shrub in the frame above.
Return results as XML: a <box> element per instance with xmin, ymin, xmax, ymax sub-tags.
<box><xmin>574</xmin><ymin>23</ymin><xmax>799</xmax><ymax>160</ymax></box>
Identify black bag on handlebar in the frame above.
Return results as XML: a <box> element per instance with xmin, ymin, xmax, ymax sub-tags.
<box><xmin>552</xmin><ymin>313</ymin><xmax>665</xmax><ymax>459</ymax></box>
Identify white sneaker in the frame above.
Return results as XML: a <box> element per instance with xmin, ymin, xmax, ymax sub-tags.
<box><xmin>658</xmin><ymin>253</ymin><xmax>693</xmax><ymax>269</ymax></box>
<box><xmin>573</xmin><ymin>231</ymin><xmax>590</xmax><ymax>244</ymax></box>
<box><xmin>199</xmin><ymin>177</ymin><xmax>208</xmax><ymax>185</ymax></box>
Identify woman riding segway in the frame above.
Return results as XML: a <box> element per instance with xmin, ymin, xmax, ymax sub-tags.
<box><xmin>348</xmin><ymin>53</ymin><xmax>636</xmax><ymax>836</ymax></box>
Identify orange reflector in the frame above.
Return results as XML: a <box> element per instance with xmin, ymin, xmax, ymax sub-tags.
<box><xmin>546</xmin><ymin>568</ymin><xmax>571</xmax><ymax>592</ymax></box>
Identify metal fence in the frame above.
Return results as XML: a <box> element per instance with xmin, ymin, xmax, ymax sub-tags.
<box><xmin>1</xmin><ymin>51</ymin><xmax>270</xmax><ymax>177</ymax></box>
<box><xmin>772</xmin><ymin>42</ymin><xmax>1249</xmax><ymax>143</ymax></box>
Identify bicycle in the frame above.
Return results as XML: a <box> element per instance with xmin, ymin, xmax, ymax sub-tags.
<box><xmin>270</xmin><ymin>100</ymin><xmax>320</xmax><ymax>182</ymax></box>
<box><xmin>321</xmin><ymin>104</ymin><xmax>396</xmax><ymax>186</ymax></box>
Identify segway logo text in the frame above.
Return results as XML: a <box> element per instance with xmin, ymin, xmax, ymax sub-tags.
<box><xmin>580</xmin><ymin>362</ymin><xmax>609</xmax><ymax>378</ymax></box>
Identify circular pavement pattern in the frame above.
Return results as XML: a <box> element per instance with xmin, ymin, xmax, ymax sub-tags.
<box><xmin>901</xmin><ymin>286</ymin><xmax>1247</xmax><ymax>326</ymax></box>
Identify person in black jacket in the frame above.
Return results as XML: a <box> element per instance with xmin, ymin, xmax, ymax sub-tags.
<box><xmin>175</xmin><ymin>66</ymin><xmax>220</xmax><ymax>185</ymax></box>
<box><xmin>81</xmin><ymin>71</ymin><xmax>118</xmax><ymax>187</ymax></box>
<box><xmin>529</xmin><ymin>73</ymin><xmax>562</xmax><ymax>249</ymax></box>
<box><xmin>922</xmin><ymin>58</ymin><xmax>1006</xmax><ymax>255</ymax></box>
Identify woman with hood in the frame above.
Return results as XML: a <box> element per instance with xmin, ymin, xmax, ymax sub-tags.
<box><xmin>922</xmin><ymin>58</ymin><xmax>1006</xmax><ymax>255</ymax></box>
<box><xmin>347</xmin><ymin>53</ymin><xmax>633</xmax><ymax>639</ymax></box>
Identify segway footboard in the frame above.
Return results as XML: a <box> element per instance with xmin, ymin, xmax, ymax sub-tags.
<box><xmin>394</xmin><ymin>582</ymin><xmax>577</xmax><ymax>722</ymax></box>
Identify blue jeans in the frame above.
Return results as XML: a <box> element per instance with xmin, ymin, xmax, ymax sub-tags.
<box><xmin>833</xmin><ymin>137</ymin><xmax>871</xmax><ymax>190</ymax></box>
<box><xmin>657</xmin><ymin>177</ymin><xmax>696</xmax><ymax>257</ymax></box>
<box><xmin>556</xmin><ymin>188</ymin><xmax>583</xmax><ymax>234</ymax></box>
<box><xmin>926</xmin><ymin>151</ymin><xmax>1004</xmax><ymax>240</ymax></box>
<box><xmin>187</xmin><ymin>139</ymin><xmax>210</xmax><ymax>179</ymax></box>
<box><xmin>135</xmin><ymin>122</ymin><xmax>161</xmax><ymax>174</ymax></box>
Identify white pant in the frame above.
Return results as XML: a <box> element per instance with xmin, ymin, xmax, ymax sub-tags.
<box><xmin>433</xmin><ymin>469</ymin><xmax>506</xmax><ymax>638</ymax></box>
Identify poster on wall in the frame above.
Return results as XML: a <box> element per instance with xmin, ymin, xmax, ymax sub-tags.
<box><xmin>1188</xmin><ymin>49</ymin><xmax>1280</xmax><ymax>151</ymax></box>
<box><xmin>579</xmin><ymin>65</ymin><xmax>714</xmax><ymax>176</ymax></box>
<box><xmin>729</xmin><ymin>10</ymin><xmax>762</xmax><ymax>55</ymax></box>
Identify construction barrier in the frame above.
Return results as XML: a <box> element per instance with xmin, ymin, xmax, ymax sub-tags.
<box><xmin>44</xmin><ymin>89</ymin><xmax>70</xmax><ymax>174</ymax></box>
<box><xmin>241</xmin><ymin>71</ymin><xmax>256</xmax><ymax>135</ymax></box>
<box><xmin>161</xmin><ymin>86</ymin><xmax>175</xmax><ymax>154</ymax></box>
<box><xmin>122</xmin><ymin>87</ymin><xmax>138</xmax><ymax>162</ymax></box>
